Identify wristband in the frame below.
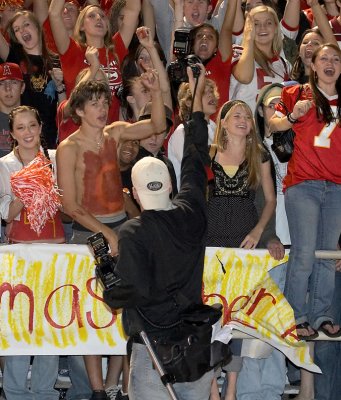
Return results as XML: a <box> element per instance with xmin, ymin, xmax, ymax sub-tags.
<box><xmin>287</xmin><ymin>112</ymin><xmax>297</xmax><ymax>124</ymax></box>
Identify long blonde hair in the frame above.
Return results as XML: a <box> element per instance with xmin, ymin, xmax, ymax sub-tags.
<box><xmin>214</xmin><ymin>100</ymin><xmax>264</xmax><ymax>188</ymax></box>
<box><xmin>249</xmin><ymin>6</ymin><xmax>282</xmax><ymax>76</ymax></box>
<box><xmin>74</xmin><ymin>5</ymin><xmax>113</xmax><ymax>50</ymax></box>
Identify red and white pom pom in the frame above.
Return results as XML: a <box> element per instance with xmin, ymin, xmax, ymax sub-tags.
<box><xmin>10</xmin><ymin>153</ymin><xmax>62</xmax><ymax>236</ymax></box>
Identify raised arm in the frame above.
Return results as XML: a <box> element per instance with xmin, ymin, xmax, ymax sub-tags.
<box><xmin>169</xmin><ymin>0</ymin><xmax>185</xmax><ymax>62</ymax></box>
<box><xmin>147</xmin><ymin>0</ymin><xmax>174</xmax><ymax>64</ymax></box>
<box><xmin>232</xmin><ymin>0</ymin><xmax>245</xmax><ymax>37</ymax></box>
<box><xmin>188</xmin><ymin>64</ymin><xmax>205</xmax><ymax>113</ymax></box>
<box><xmin>141</xmin><ymin>0</ymin><xmax>156</xmax><ymax>39</ymax></box>
<box><xmin>232</xmin><ymin>13</ymin><xmax>255</xmax><ymax>84</ymax></box>
<box><xmin>282</xmin><ymin>0</ymin><xmax>300</xmax><ymax>31</ymax></box>
<box><xmin>119</xmin><ymin>0</ymin><xmax>141</xmax><ymax>49</ymax></box>
<box><xmin>136</xmin><ymin>26</ymin><xmax>173</xmax><ymax>109</ymax></box>
<box><xmin>219</xmin><ymin>0</ymin><xmax>238</xmax><ymax>61</ymax></box>
<box><xmin>48</xmin><ymin>0</ymin><xmax>71</xmax><ymax>55</ymax></box>
<box><xmin>32</xmin><ymin>0</ymin><xmax>49</xmax><ymax>26</ymax></box>
<box><xmin>0</xmin><ymin>30</ymin><xmax>9</xmax><ymax>61</ymax></box>
<box><xmin>308</xmin><ymin>0</ymin><xmax>338</xmax><ymax>44</ymax></box>
<box><xmin>111</xmin><ymin>69</ymin><xmax>166</xmax><ymax>142</ymax></box>
<box><xmin>269</xmin><ymin>99</ymin><xmax>313</xmax><ymax>132</ymax></box>
<box><xmin>211</xmin><ymin>0</ymin><xmax>226</xmax><ymax>18</ymax></box>
<box><xmin>61</xmin><ymin>46</ymin><xmax>101</xmax><ymax>119</ymax></box>
<box><xmin>173</xmin><ymin>0</ymin><xmax>184</xmax><ymax>29</ymax></box>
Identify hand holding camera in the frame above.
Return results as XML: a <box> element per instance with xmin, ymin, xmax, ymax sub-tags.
<box><xmin>87</xmin><ymin>232</ymin><xmax>121</xmax><ymax>290</ymax></box>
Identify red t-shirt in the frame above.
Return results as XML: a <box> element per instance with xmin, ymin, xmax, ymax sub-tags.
<box><xmin>303</xmin><ymin>8</ymin><xmax>334</xmax><ymax>27</ymax></box>
<box><xmin>60</xmin><ymin>33</ymin><xmax>128</xmax><ymax>121</ymax></box>
<box><xmin>56</xmin><ymin>99</ymin><xmax>79</xmax><ymax>143</ymax></box>
<box><xmin>8</xmin><ymin>209</ymin><xmax>64</xmax><ymax>243</ymax></box>
<box><xmin>205</xmin><ymin>50</ymin><xmax>232</xmax><ymax>119</ymax></box>
<box><xmin>43</xmin><ymin>18</ymin><xmax>58</xmax><ymax>54</ymax></box>
<box><xmin>276</xmin><ymin>84</ymin><xmax>341</xmax><ymax>190</ymax></box>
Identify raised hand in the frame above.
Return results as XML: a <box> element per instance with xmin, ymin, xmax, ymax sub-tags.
<box><xmin>187</xmin><ymin>63</ymin><xmax>206</xmax><ymax>95</ymax></box>
<box><xmin>49</xmin><ymin>67</ymin><xmax>64</xmax><ymax>88</ymax></box>
<box><xmin>306</xmin><ymin>0</ymin><xmax>319</xmax><ymax>8</ymax></box>
<box><xmin>136</xmin><ymin>26</ymin><xmax>154</xmax><ymax>49</ymax></box>
<box><xmin>291</xmin><ymin>100</ymin><xmax>313</xmax><ymax>120</ymax></box>
<box><xmin>85</xmin><ymin>46</ymin><xmax>100</xmax><ymax>68</ymax></box>
<box><xmin>140</xmin><ymin>68</ymin><xmax>160</xmax><ymax>92</ymax></box>
<box><xmin>243</xmin><ymin>13</ymin><xmax>256</xmax><ymax>42</ymax></box>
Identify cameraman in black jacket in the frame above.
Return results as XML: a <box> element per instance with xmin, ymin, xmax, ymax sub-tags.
<box><xmin>103</xmin><ymin>64</ymin><xmax>215</xmax><ymax>399</ymax></box>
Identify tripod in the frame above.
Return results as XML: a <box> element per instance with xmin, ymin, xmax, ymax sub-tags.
<box><xmin>139</xmin><ymin>331</ymin><xmax>179</xmax><ymax>400</ymax></box>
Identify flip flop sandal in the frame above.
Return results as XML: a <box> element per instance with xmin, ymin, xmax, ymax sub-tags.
<box><xmin>319</xmin><ymin>321</ymin><xmax>341</xmax><ymax>338</ymax></box>
<box><xmin>296</xmin><ymin>322</ymin><xmax>319</xmax><ymax>341</ymax></box>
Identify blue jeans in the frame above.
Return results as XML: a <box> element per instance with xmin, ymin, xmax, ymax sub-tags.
<box><xmin>314</xmin><ymin>271</ymin><xmax>341</xmax><ymax>400</ymax></box>
<box><xmin>236</xmin><ymin>263</ymin><xmax>288</xmax><ymax>400</ymax></box>
<box><xmin>284</xmin><ymin>180</ymin><xmax>341</xmax><ymax>329</ymax></box>
<box><xmin>3</xmin><ymin>355</ymin><xmax>59</xmax><ymax>400</ymax></box>
<box><xmin>66</xmin><ymin>356</ymin><xmax>92</xmax><ymax>400</ymax></box>
<box><xmin>128</xmin><ymin>343</ymin><xmax>214</xmax><ymax>400</ymax></box>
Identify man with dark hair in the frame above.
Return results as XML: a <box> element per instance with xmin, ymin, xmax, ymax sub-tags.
<box><xmin>103</xmin><ymin>66</ymin><xmax>217</xmax><ymax>399</ymax></box>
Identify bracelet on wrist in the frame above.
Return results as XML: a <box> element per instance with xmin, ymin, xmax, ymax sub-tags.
<box><xmin>287</xmin><ymin>112</ymin><xmax>297</xmax><ymax>124</ymax></box>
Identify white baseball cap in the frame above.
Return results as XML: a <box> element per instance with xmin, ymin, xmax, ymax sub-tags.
<box><xmin>132</xmin><ymin>156</ymin><xmax>171</xmax><ymax>210</ymax></box>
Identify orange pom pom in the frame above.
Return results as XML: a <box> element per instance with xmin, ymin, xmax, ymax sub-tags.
<box><xmin>10</xmin><ymin>153</ymin><xmax>62</xmax><ymax>236</ymax></box>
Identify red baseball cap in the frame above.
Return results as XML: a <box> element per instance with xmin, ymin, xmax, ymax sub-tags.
<box><xmin>0</xmin><ymin>63</ymin><xmax>24</xmax><ymax>81</ymax></box>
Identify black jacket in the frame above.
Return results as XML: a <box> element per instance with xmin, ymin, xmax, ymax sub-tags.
<box><xmin>104</xmin><ymin>112</ymin><xmax>210</xmax><ymax>335</ymax></box>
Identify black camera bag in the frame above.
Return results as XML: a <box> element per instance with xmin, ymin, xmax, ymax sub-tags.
<box><xmin>135</xmin><ymin>301</ymin><xmax>231</xmax><ymax>383</ymax></box>
<box><xmin>271</xmin><ymin>128</ymin><xmax>295</xmax><ymax>163</ymax></box>
<box><xmin>153</xmin><ymin>304</ymin><xmax>230</xmax><ymax>382</ymax></box>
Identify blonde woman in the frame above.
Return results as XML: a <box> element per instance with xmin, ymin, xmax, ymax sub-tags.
<box><xmin>230</xmin><ymin>6</ymin><xmax>291</xmax><ymax>112</ymax></box>
<box><xmin>48</xmin><ymin>0</ymin><xmax>140</xmax><ymax>121</ymax></box>
<box><xmin>207</xmin><ymin>100</ymin><xmax>276</xmax><ymax>400</ymax></box>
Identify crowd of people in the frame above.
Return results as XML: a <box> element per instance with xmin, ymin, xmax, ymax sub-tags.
<box><xmin>0</xmin><ymin>0</ymin><xmax>340</xmax><ymax>399</ymax></box>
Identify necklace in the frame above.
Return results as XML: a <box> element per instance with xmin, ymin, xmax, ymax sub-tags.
<box><xmin>15</xmin><ymin>147</ymin><xmax>25</xmax><ymax>167</ymax></box>
<box><xmin>15</xmin><ymin>147</ymin><xmax>37</xmax><ymax>167</ymax></box>
<box><xmin>96</xmin><ymin>133</ymin><xmax>104</xmax><ymax>150</ymax></box>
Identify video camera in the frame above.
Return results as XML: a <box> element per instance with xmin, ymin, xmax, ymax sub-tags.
<box><xmin>167</xmin><ymin>28</ymin><xmax>201</xmax><ymax>84</ymax></box>
<box><xmin>87</xmin><ymin>232</ymin><xmax>121</xmax><ymax>290</ymax></box>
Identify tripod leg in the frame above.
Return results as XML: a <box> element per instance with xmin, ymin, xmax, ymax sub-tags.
<box><xmin>139</xmin><ymin>331</ymin><xmax>179</xmax><ymax>400</ymax></box>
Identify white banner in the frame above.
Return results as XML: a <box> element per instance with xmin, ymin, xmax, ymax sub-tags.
<box><xmin>0</xmin><ymin>244</ymin><xmax>318</xmax><ymax>372</ymax></box>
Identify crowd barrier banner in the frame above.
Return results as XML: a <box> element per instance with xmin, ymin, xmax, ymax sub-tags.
<box><xmin>204</xmin><ymin>247</ymin><xmax>319</xmax><ymax>373</ymax></box>
<box><xmin>0</xmin><ymin>244</ymin><xmax>319</xmax><ymax>372</ymax></box>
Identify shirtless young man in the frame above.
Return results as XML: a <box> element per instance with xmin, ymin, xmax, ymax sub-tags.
<box><xmin>56</xmin><ymin>69</ymin><xmax>165</xmax><ymax>400</ymax></box>
<box><xmin>57</xmin><ymin>69</ymin><xmax>165</xmax><ymax>255</ymax></box>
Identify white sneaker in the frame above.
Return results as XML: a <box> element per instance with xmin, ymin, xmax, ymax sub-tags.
<box><xmin>105</xmin><ymin>385</ymin><xmax>120</xmax><ymax>400</ymax></box>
